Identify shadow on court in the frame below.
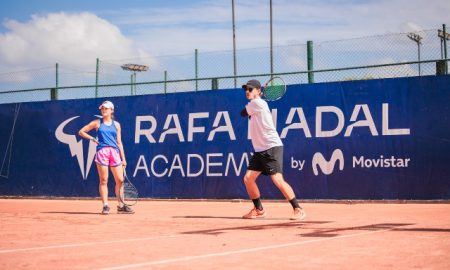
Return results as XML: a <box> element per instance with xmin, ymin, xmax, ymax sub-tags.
<box><xmin>179</xmin><ymin>220</ymin><xmax>332</xmax><ymax>235</ymax></box>
<box><xmin>41</xmin><ymin>211</ymin><xmax>100</xmax><ymax>215</ymax></box>
<box><xmin>299</xmin><ymin>223</ymin><xmax>450</xmax><ymax>237</ymax></box>
<box><xmin>300</xmin><ymin>223</ymin><xmax>415</xmax><ymax>237</ymax></box>
<box><xmin>178</xmin><ymin>221</ymin><xmax>450</xmax><ymax>238</ymax></box>
<box><xmin>173</xmin><ymin>215</ymin><xmax>244</xmax><ymax>220</ymax></box>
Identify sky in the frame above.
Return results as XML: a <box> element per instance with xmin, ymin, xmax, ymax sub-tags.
<box><xmin>0</xmin><ymin>0</ymin><xmax>449</xmax><ymax>73</ymax></box>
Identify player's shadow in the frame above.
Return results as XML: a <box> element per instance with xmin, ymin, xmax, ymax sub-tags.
<box><xmin>296</xmin><ymin>223</ymin><xmax>450</xmax><ymax>237</ymax></box>
<box><xmin>298</xmin><ymin>223</ymin><xmax>415</xmax><ymax>238</ymax></box>
<box><xmin>173</xmin><ymin>215</ymin><xmax>244</xmax><ymax>220</ymax></box>
<box><xmin>179</xmin><ymin>220</ymin><xmax>331</xmax><ymax>235</ymax></box>
<box><xmin>179</xmin><ymin>221</ymin><xmax>450</xmax><ymax>238</ymax></box>
<box><xmin>41</xmin><ymin>211</ymin><xmax>101</xmax><ymax>215</ymax></box>
<box><xmin>173</xmin><ymin>215</ymin><xmax>328</xmax><ymax>221</ymax></box>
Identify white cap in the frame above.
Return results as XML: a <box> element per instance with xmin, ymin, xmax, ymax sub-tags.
<box><xmin>99</xmin><ymin>100</ymin><xmax>114</xmax><ymax>110</ymax></box>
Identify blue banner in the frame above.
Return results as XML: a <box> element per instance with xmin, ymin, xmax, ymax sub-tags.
<box><xmin>1</xmin><ymin>75</ymin><xmax>449</xmax><ymax>199</ymax></box>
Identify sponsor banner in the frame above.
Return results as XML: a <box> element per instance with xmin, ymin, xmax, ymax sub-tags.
<box><xmin>1</xmin><ymin>75</ymin><xmax>449</xmax><ymax>199</ymax></box>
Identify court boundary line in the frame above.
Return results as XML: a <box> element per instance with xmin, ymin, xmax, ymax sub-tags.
<box><xmin>0</xmin><ymin>234</ymin><xmax>181</xmax><ymax>254</ymax></box>
<box><xmin>98</xmin><ymin>226</ymin><xmax>400</xmax><ymax>270</ymax></box>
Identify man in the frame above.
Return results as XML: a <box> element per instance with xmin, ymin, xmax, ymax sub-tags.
<box><xmin>240</xmin><ymin>79</ymin><xmax>306</xmax><ymax>220</ymax></box>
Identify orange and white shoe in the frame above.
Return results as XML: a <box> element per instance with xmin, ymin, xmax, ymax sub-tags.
<box><xmin>290</xmin><ymin>208</ymin><xmax>306</xmax><ymax>220</ymax></box>
<box><xmin>242</xmin><ymin>208</ymin><xmax>266</xmax><ymax>219</ymax></box>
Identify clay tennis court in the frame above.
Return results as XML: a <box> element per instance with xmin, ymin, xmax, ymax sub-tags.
<box><xmin>1</xmin><ymin>199</ymin><xmax>449</xmax><ymax>269</ymax></box>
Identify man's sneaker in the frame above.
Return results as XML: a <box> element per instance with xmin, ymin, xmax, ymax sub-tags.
<box><xmin>290</xmin><ymin>207</ymin><xmax>306</xmax><ymax>220</ymax></box>
<box><xmin>102</xmin><ymin>205</ymin><xmax>110</xmax><ymax>215</ymax></box>
<box><xmin>242</xmin><ymin>208</ymin><xmax>266</xmax><ymax>219</ymax></box>
<box><xmin>117</xmin><ymin>205</ymin><xmax>135</xmax><ymax>214</ymax></box>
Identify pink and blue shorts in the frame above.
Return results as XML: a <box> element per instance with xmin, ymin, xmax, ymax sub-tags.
<box><xmin>95</xmin><ymin>147</ymin><xmax>122</xmax><ymax>167</ymax></box>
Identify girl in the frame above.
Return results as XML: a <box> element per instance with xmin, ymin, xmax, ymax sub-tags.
<box><xmin>79</xmin><ymin>100</ymin><xmax>134</xmax><ymax>214</ymax></box>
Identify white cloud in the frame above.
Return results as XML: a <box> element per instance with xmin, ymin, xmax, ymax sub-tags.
<box><xmin>108</xmin><ymin>0</ymin><xmax>449</xmax><ymax>55</ymax></box>
<box><xmin>1</xmin><ymin>0</ymin><xmax>448</xmax><ymax>84</ymax></box>
<box><xmin>0</xmin><ymin>12</ymin><xmax>149</xmax><ymax>73</ymax></box>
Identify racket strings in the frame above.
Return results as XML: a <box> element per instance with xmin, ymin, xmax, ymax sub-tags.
<box><xmin>265</xmin><ymin>84</ymin><xmax>284</xmax><ymax>99</ymax></box>
<box><xmin>264</xmin><ymin>78</ymin><xmax>286</xmax><ymax>101</ymax></box>
<box><xmin>123</xmin><ymin>183</ymin><xmax>138</xmax><ymax>200</ymax></box>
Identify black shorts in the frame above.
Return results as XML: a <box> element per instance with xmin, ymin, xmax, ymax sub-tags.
<box><xmin>248</xmin><ymin>146</ymin><xmax>283</xmax><ymax>176</ymax></box>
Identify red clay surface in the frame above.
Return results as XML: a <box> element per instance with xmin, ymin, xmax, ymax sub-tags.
<box><xmin>0</xmin><ymin>199</ymin><xmax>449</xmax><ymax>269</ymax></box>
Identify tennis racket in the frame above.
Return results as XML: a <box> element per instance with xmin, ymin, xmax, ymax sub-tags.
<box><xmin>119</xmin><ymin>169</ymin><xmax>138</xmax><ymax>206</ymax></box>
<box><xmin>261</xmin><ymin>76</ymin><xmax>287</xmax><ymax>101</ymax></box>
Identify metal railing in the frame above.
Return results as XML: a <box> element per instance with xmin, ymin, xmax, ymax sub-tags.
<box><xmin>0</xmin><ymin>26</ymin><xmax>448</xmax><ymax>104</ymax></box>
<box><xmin>0</xmin><ymin>59</ymin><xmax>448</xmax><ymax>105</ymax></box>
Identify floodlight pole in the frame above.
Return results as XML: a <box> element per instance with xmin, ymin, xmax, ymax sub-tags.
<box><xmin>442</xmin><ymin>24</ymin><xmax>448</xmax><ymax>74</ymax></box>
<box><xmin>232</xmin><ymin>0</ymin><xmax>237</xmax><ymax>88</ymax></box>
<box><xmin>438</xmin><ymin>24</ymin><xmax>449</xmax><ymax>74</ymax></box>
<box><xmin>444</xmin><ymin>24</ymin><xmax>448</xmax><ymax>61</ymax></box>
<box><xmin>269</xmin><ymin>0</ymin><xmax>274</xmax><ymax>77</ymax></box>
<box><xmin>130</xmin><ymin>72</ymin><xmax>136</xmax><ymax>95</ymax></box>
<box><xmin>407</xmin><ymin>33</ymin><xmax>423</xmax><ymax>76</ymax></box>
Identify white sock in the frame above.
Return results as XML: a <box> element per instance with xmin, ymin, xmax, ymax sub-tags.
<box><xmin>119</xmin><ymin>202</ymin><xmax>124</xmax><ymax>208</ymax></box>
<box><xmin>103</xmin><ymin>203</ymin><xmax>108</xmax><ymax>207</ymax></box>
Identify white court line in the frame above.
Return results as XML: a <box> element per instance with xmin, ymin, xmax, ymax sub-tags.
<box><xmin>99</xmin><ymin>227</ymin><xmax>399</xmax><ymax>270</ymax></box>
<box><xmin>0</xmin><ymin>234</ymin><xmax>181</xmax><ymax>254</ymax></box>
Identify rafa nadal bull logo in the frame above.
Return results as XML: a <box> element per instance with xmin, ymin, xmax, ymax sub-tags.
<box><xmin>55</xmin><ymin>116</ymin><xmax>98</xmax><ymax>180</ymax></box>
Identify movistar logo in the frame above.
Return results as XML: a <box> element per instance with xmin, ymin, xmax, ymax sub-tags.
<box><xmin>55</xmin><ymin>116</ymin><xmax>97</xmax><ymax>180</ymax></box>
<box><xmin>312</xmin><ymin>149</ymin><xmax>344</xmax><ymax>176</ymax></box>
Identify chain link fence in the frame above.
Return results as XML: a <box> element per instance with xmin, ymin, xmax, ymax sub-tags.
<box><xmin>0</xmin><ymin>28</ymin><xmax>448</xmax><ymax>104</ymax></box>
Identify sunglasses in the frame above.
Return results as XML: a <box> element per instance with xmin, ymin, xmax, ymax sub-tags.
<box><xmin>244</xmin><ymin>87</ymin><xmax>254</xmax><ymax>92</ymax></box>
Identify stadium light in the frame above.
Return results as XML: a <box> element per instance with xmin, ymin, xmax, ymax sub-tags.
<box><xmin>438</xmin><ymin>29</ymin><xmax>450</xmax><ymax>59</ymax></box>
<box><xmin>407</xmin><ymin>33</ymin><xmax>423</xmax><ymax>76</ymax></box>
<box><xmin>121</xmin><ymin>64</ymin><xmax>149</xmax><ymax>72</ymax></box>
<box><xmin>437</xmin><ymin>29</ymin><xmax>450</xmax><ymax>40</ymax></box>
<box><xmin>121</xmin><ymin>64</ymin><xmax>149</xmax><ymax>95</ymax></box>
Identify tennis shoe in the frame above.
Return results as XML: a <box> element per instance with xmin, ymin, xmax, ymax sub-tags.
<box><xmin>101</xmin><ymin>205</ymin><xmax>110</xmax><ymax>215</ymax></box>
<box><xmin>242</xmin><ymin>208</ymin><xmax>266</xmax><ymax>219</ymax></box>
<box><xmin>117</xmin><ymin>205</ymin><xmax>135</xmax><ymax>214</ymax></box>
<box><xmin>290</xmin><ymin>207</ymin><xmax>306</xmax><ymax>220</ymax></box>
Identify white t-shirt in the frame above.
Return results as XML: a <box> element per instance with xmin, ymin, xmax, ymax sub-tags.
<box><xmin>245</xmin><ymin>98</ymin><xmax>283</xmax><ymax>152</ymax></box>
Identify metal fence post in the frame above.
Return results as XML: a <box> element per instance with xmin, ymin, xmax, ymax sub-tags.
<box><xmin>307</xmin><ymin>40</ymin><xmax>314</xmax><ymax>83</ymax></box>
<box><xmin>95</xmin><ymin>58</ymin><xmax>99</xmax><ymax>98</ymax></box>
<box><xmin>164</xmin><ymin>70</ymin><xmax>167</xmax><ymax>94</ymax></box>
<box><xmin>52</xmin><ymin>63</ymin><xmax>58</xmax><ymax>100</ymax></box>
<box><xmin>444</xmin><ymin>24</ymin><xmax>448</xmax><ymax>74</ymax></box>
<box><xmin>212</xmin><ymin>78</ymin><xmax>219</xmax><ymax>90</ymax></box>
<box><xmin>232</xmin><ymin>0</ymin><xmax>237</xmax><ymax>88</ymax></box>
<box><xmin>130</xmin><ymin>74</ymin><xmax>134</xmax><ymax>95</ymax></box>
<box><xmin>195</xmin><ymin>49</ymin><xmax>199</xmax><ymax>91</ymax></box>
